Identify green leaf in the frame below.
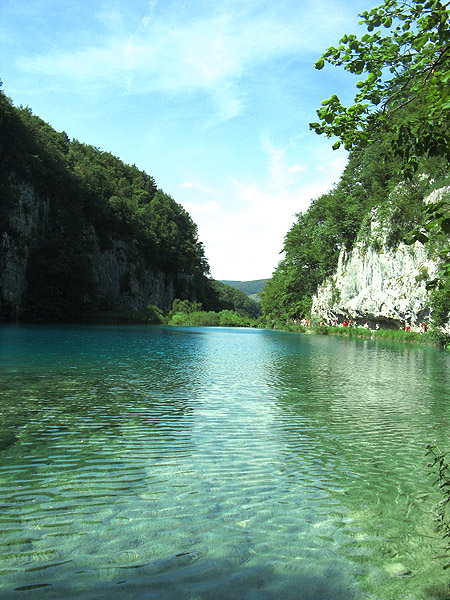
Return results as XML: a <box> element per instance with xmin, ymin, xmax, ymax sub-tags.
<box><xmin>426</xmin><ymin>279</ymin><xmax>440</xmax><ymax>290</ymax></box>
<box><xmin>441</xmin><ymin>218</ymin><xmax>450</xmax><ymax>233</ymax></box>
<box><xmin>315</xmin><ymin>58</ymin><xmax>325</xmax><ymax>70</ymax></box>
<box><xmin>332</xmin><ymin>141</ymin><xmax>341</xmax><ymax>150</ymax></box>
<box><xmin>416</xmin><ymin>232</ymin><xmax>429</xmax><ymax>244</ymax></box>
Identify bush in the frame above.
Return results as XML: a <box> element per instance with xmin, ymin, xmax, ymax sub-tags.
<box><xmin>314</xmin><ymin>325</ymin><xmax>329</xmax><ymax>335</ymax></box>
<box><xmin>219</xmin><ymin>310</ymin><xmax>253</xmax><ymax>327</ymax></box>
<box><xmin>168</xmin><ymin>311</ymin><xmax>220</xmax><ymax>326</ymax></box>
<box><xmin>171</xmin><ymin>299</ymin><xmax>203</xmax><ymax>314</ymax></box>
<box><xmin>168</xmin><ymin>309</ymin><xmax>260</xmax><ymax>328</ymax></box>
<box><xmin>142</xmin><ymin>304</ymin><xmax>166</xmax><ymax>324</ymax></box>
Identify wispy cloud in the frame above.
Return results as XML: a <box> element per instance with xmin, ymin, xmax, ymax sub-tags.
<box><xmin>180</xmin><ymin>181</ymin><xmax>218</xmax><ymax>195</ymax></box>
<box><xmin>16</xmin><ymin>0</ymin><xmax>356</xmax><ymax>120</ymax></box>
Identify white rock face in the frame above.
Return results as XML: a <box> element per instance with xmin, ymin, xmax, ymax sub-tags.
<box><xmin>312</xmin><ymin>220</ymin><xmax>439</xmax><ymax>329</ymax></box>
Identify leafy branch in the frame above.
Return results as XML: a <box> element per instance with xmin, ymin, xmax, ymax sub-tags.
<box><xmin>310</xmin><ymin>0</ymin><xmax>450</xmax><ymax>178</ymax></box>
<box><xmin>426</xmin><ymin>441</ymin><xmax>450</xmax><ymax>569</ymax></box>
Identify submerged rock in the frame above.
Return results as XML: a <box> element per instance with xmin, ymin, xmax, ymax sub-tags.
<box><xmin>0</xmin><ymin>430</ymin><xmax>18</xmax><ymax>452</ymax></box>
<box><xmin>384</xmin><ymin>562</ymin><xmax>412</xmax><ymax>577</ymax></box>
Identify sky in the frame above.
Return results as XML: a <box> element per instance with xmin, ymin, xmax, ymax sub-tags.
<box><xmin>0</xmin><ymin>0</ymin><xmax>375</xmax><ymax>281</ymax></box>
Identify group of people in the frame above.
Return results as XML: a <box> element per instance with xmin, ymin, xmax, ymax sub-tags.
<box><xmin>327</xmin><ymin>318</ymin><xmax>428</xmax><ymax>332</ymax></box>
<box><xmin>405</xmin><ymin>321</ymin><xmax>427</xmax><ymax>333</ymax></box>
<box><xmin>339</xmin><ymin>319</ymin><xmax>379</xmax><ymax>330</ymax></box>
<box><xmin>293</xmin><ymin>316</ymin><xmax>428</xmax><ymax>332</ymax></box>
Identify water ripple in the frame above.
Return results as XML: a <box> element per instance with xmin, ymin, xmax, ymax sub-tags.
<box><xmin>0</xmin><ymin>325</ymin><xmax>449</xmax><ymax>598</ymax></box>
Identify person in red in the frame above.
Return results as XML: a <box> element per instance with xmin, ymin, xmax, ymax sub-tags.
<box><xmin>405</xmin><ymin>322</ymin><xmax>411</xmax><ymax>332</ymax></box>
<box><xmin>342</xmin><ymin>320</ymin><xmax>348</xmax><ymax>327</ymax></box>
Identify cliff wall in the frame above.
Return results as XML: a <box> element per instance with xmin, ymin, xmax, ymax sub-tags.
<box><xmin>0</xmin><ymin>182</ymin><xmax>191</xmax><ymax>319</ymax></box>
<box><xmin>311</xmin><ymin>205</ymin><xmax>442</xmax><ymax>330</ymax></box>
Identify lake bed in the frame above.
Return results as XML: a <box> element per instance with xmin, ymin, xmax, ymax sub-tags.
<box><xmin>0</xmin><ymin>324</ymin><xmax>449</xmax><ymax>599</ymax></box>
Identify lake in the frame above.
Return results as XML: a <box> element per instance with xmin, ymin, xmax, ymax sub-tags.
<box><xmin>0</xmin><ymin>324</ymin><xmax>449</xmax><ymax>599</ymax></box>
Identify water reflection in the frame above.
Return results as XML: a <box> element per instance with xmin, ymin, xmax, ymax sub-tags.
<box><xmin>263</xmin><ymin>331</ymin><xmax>450</xmax><ymax>598</ymax></box>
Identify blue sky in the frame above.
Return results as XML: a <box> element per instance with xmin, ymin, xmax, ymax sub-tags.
<box><xmin>1</xmin><ymin>0</ymin><xmax>375</xmax><ymax>281</ymax></box>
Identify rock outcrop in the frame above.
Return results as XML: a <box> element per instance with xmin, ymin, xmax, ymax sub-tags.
<box><xmin>311</xmin><ymin>209</ymin><xmax>439</xmax><ymax>330</ymax></box>
<box><xmin>1</xmin><ymin>183</ymin><xmax>50</xmax><ymax>317</ymax></box>
<box><xmin>90</xmin><ymin>236</ymin><xmax>192</xmax><ymax>312</ymax></box>
<box><xmin>0</xmin><ymin>182</ymin><xmax>192</xmax><ymax>318</ymax></box>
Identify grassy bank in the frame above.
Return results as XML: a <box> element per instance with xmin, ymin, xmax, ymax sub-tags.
<box><xmin>90</xmin><ymin>306</ymin><xmax>450</xmax><ymax>347</ymax></box>
<box><xmin>280</xmin><ymin>322</ymin><xmax>450</xmax><ymax>347</ymax></box>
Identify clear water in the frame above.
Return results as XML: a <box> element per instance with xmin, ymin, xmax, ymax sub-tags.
<box><xmin>0</xmin><ymin>325</ymin><xmax>450</xmax><ymax>600</ymax></box>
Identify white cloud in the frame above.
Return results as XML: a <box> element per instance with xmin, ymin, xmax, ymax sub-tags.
<box><xmin>288</xmin><ymin>164</ymin><xmax>306</xmax><ymax>173</ymax></box>
<box><xmin>192</xmin><ymin>136</ymin><xmax>348</xmax><ymax>280</ymax></box>
<box><xmin>180</xmin><ymin>181</ymin><xmax>218</xmax><ymax>195</ymax></box>
<box><xmin>16</xmin><ymin>0</ymin><xmax>361</xmax><ymax>120</ymax></box>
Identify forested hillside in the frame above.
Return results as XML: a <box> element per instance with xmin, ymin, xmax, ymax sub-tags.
<box><xmin>261</xmin><ymin>137</ymin><xmax>450</xmax><ymax>324</ymax></box>
<box><xmin>261</xmin><ymin>0</ymin><xmax>450</xmax><ymax>330</ymax></box>
<box><xmin>0</xmin><ymin>85</ymin><xmax>225</xmax><ymax>321</ymax></box>
<box><xmin>222</xmin><ymin>279</ymin><xmax>268</xmax><ymax>298</ymax></box>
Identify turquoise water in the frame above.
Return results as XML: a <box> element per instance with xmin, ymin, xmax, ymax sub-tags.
<box><xmin>0</xmin><ymin>324</ymin><xmax>450</xmax><ymax>599</ymax></box>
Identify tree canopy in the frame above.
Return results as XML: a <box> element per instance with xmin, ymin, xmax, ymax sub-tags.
<box><xmin>310</xmin><ymin>0</ymin><xmax>450</xmax><ymax>177</ymax></box>
<box><xmin>307</xmin><ymin>0</ymin><xmax>450</xmax><ymax>295</ymax></box>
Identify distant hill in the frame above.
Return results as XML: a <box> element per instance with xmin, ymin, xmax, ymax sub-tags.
<box><xmin>221</xmin><ymin>279</ymin><xmax>268</xmax><ymax>300</ymax></box>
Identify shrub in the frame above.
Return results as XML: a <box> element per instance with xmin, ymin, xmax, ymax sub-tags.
<box><xmin>168</xmin><ymin>311</ymin><xmax>220</xmax><ymax>327</ymax></box>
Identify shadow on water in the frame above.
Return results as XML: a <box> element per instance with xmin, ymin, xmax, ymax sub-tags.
<box><xmin>6</xmin><ymin>557</ymin><xmax>360</xmax><ymax>600</ymax></box>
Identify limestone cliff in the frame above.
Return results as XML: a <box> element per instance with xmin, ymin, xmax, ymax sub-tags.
<box><xmin>311</xmin><ymin>204</ymin><xmax>442</xmax><ymax>330</ymax></box>
<box><xmin>1</xmin><ymin>183</ymin><xmax>49</xmax><ymax>317</ymax></box>
<box><xmin>0</xmin><ymin>182</ymin><xmax>193</xmax><ymax>319</ymax></box>
<box><xmin>90</xmin><ymin>235</ymin><xmax>193</xmax><ymax>312</ymax></box>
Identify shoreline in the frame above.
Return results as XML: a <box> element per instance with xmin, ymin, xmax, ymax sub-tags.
<box><xmin>275</xmin><ymin>322</ymin><xmax>450</xmax><ymax>347</ymax></box>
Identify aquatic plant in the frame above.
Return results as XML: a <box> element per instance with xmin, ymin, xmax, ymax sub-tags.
<box><xmin>426</xmin><ymin>441</ymin><xmax>450</xmax><ymax>570</ymax></box>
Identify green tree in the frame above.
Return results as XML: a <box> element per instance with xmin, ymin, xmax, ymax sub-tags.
<box><xmin>310</xmin><ymin>0</ymin><xmax>450</xmax><ymax>174</ymax></box>
<box><xmin>210</xmin><ymin>280</ymin><xmax>262</xmax><ymax>318</ymax></box>
<box><xmin>172</xmin><ymin>299</ymin><xmax>203</xmax><ymax>314</ymax></box>
<box><xmin>310</xmin><ymin>0</ymin><xmax>450</xmax><ymax>285</ymax></box>
<box><xmin>0</xmin><ymin>83</ymin><xmax>214</xmax><ymax>321</ymax></box>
